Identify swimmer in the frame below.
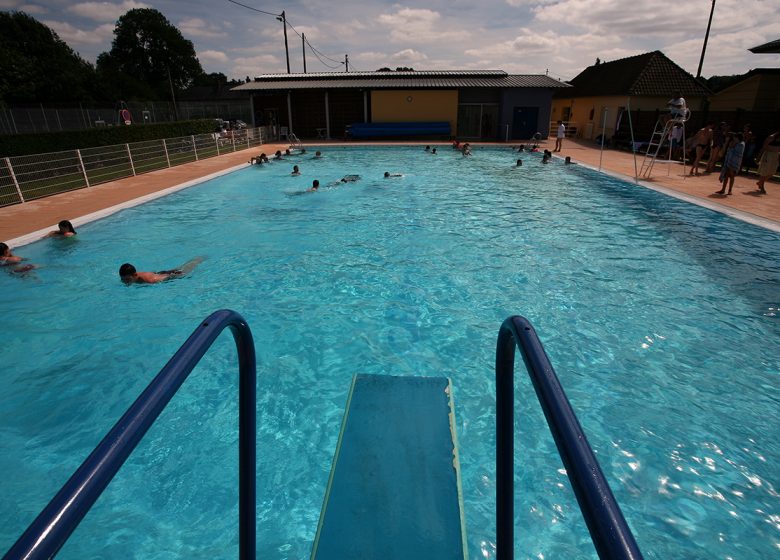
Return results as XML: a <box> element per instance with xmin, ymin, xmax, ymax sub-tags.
<box><xmin>285</xmin><ymin>149</ymin><xmax>291</xmax><ymax>156</ymax></box>
<box><xmin>515</xmin><ymin>159</ymin><xmax>523</xmax><ymax>167</ymax></box>
<box><xmin>384</xmin><ymin>172</ymin><xmax>403</xmax><ymax>178</ymax></box>
<box><xmin>119</xmin><ymin>257</ymin><xmax>204</xmax><ymax>285</ymax></box>
<box><xmin>542</xmin><ymin>154</ymin><xmax>551</xmax><ymax>164</ymax></box>
<box><xmin>452</xmin><ymin>140</ymin><xmax>461</xmax><ymax>150</ymax></box>
<box><xmin>425</xmin><ymin>145</ymin><xmax>431</xmax><ymax>152</ymax></box>
<box><xmin>564</xmin><ymin>156</ymin><xmax>576</xmax><ymax>165</ymax></box>
<box><xmin>273</xmin><ymin>150</ymin><xmax>284</xmax><ymax>160</ymax></box>
<box><xmin>291</xmin><ymin>165</ymin><xmax>301</xmax><ymax>176</ymax></box>
<box><xmin>431</xmin><ymin>148</ymin><xmax>437</xmax><ymax>155</ymax></box>
<box><xmin>314</xmin><ymin>151</ymin><xmax>322</xmax><ymax>158</ymax></box>
<box><xmin>308</xmin><ymin>180</ymin><xmax>320</xmax><ymax>192</ymax></box>
<box><xmin>46</xmin><ymin>220</ymin><xmax>77</xmax><ymax>237</ymax></box>
<box><xmin>340</xmin><ymin>175</ymin><xmax>361</xmax><ymax>183</ymax></box>
<box><xmin>461</xmin><ymin>143</ymin><xmax>472</xmax><ymax>157</ymax></box>
<box><xmin>0</xmin><ymin>242</ymin><xmax>23</xmax><ymax>265</ymax></box>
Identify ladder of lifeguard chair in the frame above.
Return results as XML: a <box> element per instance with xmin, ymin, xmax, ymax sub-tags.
<box><xmin>639</xmin><ymin>119</ymin><xmax>674</xmax><ymax>178</ymax></box>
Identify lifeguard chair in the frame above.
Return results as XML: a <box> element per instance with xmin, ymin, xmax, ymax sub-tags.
<box><xmin>639</xmin><ymin>107</ymin><xmax>690</xmax><ymax>178</ymax></box>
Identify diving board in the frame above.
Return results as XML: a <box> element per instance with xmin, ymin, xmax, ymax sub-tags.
<box><xmin>311</xmin><ymin>374</ymin><xmax>467</xmax><ymax>560</ymax></box>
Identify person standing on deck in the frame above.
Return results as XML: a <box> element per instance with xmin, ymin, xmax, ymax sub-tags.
<box><xmin>554</xmin><ymin>121</ymin><xmax>565</xmax><ymax>152</ymax></box>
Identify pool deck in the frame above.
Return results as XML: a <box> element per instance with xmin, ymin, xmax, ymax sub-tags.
<box><xmin>2</xmin><ymin>139</ymin><xmax>779</xmax><ymax>245</ymax></box>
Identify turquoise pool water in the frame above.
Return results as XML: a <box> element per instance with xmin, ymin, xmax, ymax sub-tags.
<box><xmin>1</xmin><ymin>146</ymin><xmax>778</xmax><ymax>559</ymax></box>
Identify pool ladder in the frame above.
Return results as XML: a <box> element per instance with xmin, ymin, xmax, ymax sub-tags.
<box><xmin>3</xmin><ymin>313</ymin><xmax>643</xmax><ymax>560</ymax></box>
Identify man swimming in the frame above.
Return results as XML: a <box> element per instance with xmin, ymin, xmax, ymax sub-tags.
<box><xmin>119</xmin><ymin>257</ymin><xmax>204</xmax><ymax>285</ymax></box>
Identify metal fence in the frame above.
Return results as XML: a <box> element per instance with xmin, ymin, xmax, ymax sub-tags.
<box><xmin>0</xmin><ymin>127</ymin><xmax>265</xmax><ymax>207</ymax></box>
<box><xmin>0</xmin><ymin>100</ymin><xmax>252</xmax><ymax>135</ymax></box>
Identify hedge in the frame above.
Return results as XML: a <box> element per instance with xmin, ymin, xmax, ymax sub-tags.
<box><xmin>0</xmin><ymin>119</ymin><xmax>217</xmax><ymax>157</ymax></box>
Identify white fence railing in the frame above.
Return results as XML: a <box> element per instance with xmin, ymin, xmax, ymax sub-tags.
<box><xmin>0</xmin><ymin>127</ymin><xmax>265</xmax><ymax>207</ymax></box>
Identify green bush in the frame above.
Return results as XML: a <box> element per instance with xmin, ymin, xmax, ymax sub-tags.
<box><xmin>0</xmin><ymin>119</ymin><xmax>216</xmax><ymax>157</ymax></box>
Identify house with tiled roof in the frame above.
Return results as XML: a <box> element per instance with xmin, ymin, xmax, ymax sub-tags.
<box><xmin>551</xmin><ymin>51</ymin><xmax>710</xmax><ymax>141</ymax></box>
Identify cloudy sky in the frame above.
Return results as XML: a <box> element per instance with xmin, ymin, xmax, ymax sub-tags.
<box><xmin>2</xmin><ymin>0</ymin><xmax>778</xmax><ymax>80</ymax></box>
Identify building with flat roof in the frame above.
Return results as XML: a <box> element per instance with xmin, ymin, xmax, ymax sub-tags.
<box><xmin>232</xmin><ymin>70</ymin><xmax>570</xmax><ymax>141</ymax></box>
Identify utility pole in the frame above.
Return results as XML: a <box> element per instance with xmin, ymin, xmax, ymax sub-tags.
<box><xmin>696</xmin><ymin>0</ymin><xmax>716</xmax><ymax>78</ymax></box>
<box><xmin>302</xmin><ymin>33</ymin><xmax>307</xmax><ymax>74</ymax></box>
<box><xmin>345</xmin><ymin>54</ymin><xmax>349</xmax><ymax>72</ymax></box>
<box><xmin>277</xmin><ymin>11</ymin><xmax>290</xmax><ymax>73</ymax></box>
<box><xmin>167</xmin><ymin>66</ymin><xmax>178</xmax><ymax>121</ymax></box>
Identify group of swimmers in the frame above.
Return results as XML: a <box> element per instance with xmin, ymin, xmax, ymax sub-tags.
<box><xmin>1</xmin><ymin>220</ymin><xmax>77</xmax><ymax>275</ymax></box>
<box><xmin>250</xmin><ymin>147</ymin><xmax>321</xmax><ymax>165</ymax></box>
<box><xmin>1</xmin><ymin>218</ymin><xmax>202</xmax><ymax>285</ymax></box>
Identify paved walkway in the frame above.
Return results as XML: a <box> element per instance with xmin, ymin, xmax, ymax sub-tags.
<box><xmin>2</xmin><ymin>139</ymin><xmax>778</xmax><ymax>245</ymax></box>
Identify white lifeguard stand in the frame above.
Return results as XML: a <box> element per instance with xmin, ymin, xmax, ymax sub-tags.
<box><xmin>639</xmin><ymin>107</ymin><xmax>690</xmax><ymax>178</ymax></box>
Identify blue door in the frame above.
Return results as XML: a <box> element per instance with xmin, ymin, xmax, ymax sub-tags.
<box><xmin>512</xmin><ymin>107</ymin><xmax>539</xmax><ymax>140</ymax></box>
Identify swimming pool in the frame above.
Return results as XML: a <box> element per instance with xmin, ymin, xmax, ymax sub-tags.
<box><xmin>2</xmin><ymin>146</ymin><xmax>778</xmax><ymax>559</ymax></box>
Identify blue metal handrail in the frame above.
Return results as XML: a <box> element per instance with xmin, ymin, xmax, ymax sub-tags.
<box><xmin>4</xmin><ymin>309</ymin><xmax>256</xmax><ymax>560</ymax></box>
<box><xmin>496</xmin><ymin>315</ymin><xmax>643</xmax><ymax>560</ymax></box>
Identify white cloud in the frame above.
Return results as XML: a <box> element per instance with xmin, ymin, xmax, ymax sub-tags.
<box><xmin>68</xmin><ymin>1</ymin><xmax>149</xmax><ymax>23</ymax></box>
<box><xmin>391</xmin><ymin>49</ymin><xmax>428</xmax><ymax>62</ymax></box>
<box><xmin>377</xmin><ymin>7</ymin><xmax>470</xmax><ymax>44</ymax></box>
<box><xmin>232</xmin><ymin>54</ymin><xmax>283</xmax><ymax>77</ymax></box>
<box><xmin>20</xmin><ymin>3</ymin><xmax>47</xmax><ymax>14</ymax></box>
<box><xmin>42</xmin><ymin>20</ymin><xmax>114</xmax><ymax>45</ymax></box>
<box><xmin>178</xmin><ymin>17</ymin><xmax>227</xmax><ymax>39</ymax></box>
<box><xmin>198</xmin><ymin>50</ymin><xmax>229</xmax><ymax>64</ymax></box>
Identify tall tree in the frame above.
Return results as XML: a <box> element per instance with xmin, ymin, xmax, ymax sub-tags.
<box><xmin>97</xmin><ymin>8</ymin><xmax>203</xmax><ymax>101</ymax></box>
<box><xmin>0</xmin><ymin>11</ymin><xmax>96</xmax><ymax>105</ymax></box>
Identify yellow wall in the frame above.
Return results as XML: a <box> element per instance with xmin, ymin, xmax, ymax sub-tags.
<box><xmin>371</xmin><ymin>90</ymin><xmax>458</xmax><ymax>133</ymax></box>
<box><xmin>551</xmin><ymin>95</ymin><xmax>706</xmax><ymax>139</ymax></box>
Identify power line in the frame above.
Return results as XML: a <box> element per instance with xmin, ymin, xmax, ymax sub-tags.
<box><xmin>224</xmin><ymin>1</ymin><xmax>350</xmax><ymax>72</ymax></box>
<box><xmin>225</xmin><ymin>0</ymin><xmax>279</xmax><ymax>18</ymax></box>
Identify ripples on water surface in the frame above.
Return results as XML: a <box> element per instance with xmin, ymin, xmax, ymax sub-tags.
<box><xmin>1</xmin><ymin>147</ymin><xmax>778</xmax><ymax>559</ymax></box>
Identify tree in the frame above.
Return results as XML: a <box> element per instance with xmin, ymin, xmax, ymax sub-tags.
<box><xmin>96</xmin><ymin>8</ymin><xmax>203</xmax><ymax>101</ymax></box>
<box><xmin>0</xmin><ymin>11</ymin><xmax>96</xmax><ymax>105</ymax></box>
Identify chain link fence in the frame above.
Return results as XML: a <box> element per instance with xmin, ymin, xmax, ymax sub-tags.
<box><xmin>0</xmin><ymin>127</ymin><xmax>265</xmax><ymax>207</ymax></box>
<box><xmin>0</xmin><ymin>100</ymin><xmax>252</xmax><ymax>135</ymax></box>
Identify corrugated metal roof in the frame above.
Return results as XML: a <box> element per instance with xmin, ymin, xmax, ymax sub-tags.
<box><xmin>232</xmin><ymin>74</ymin><xmax>569</xmax><ymax>91</ymax></box>
<box><xmin>252</xmin><ymin>70</ymin><xmax>509</xmax><ymax>80</ymax></box>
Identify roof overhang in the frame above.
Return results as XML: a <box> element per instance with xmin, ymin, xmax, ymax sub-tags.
<box><xmin>749</xmin><ymin>39</ymin><xmax>780</xmax><ymax>53</ymax></box>
<box><xmin>231</xmin><ymin>70</ymin><xmax>571</xmax><ymax>92</ymax></box>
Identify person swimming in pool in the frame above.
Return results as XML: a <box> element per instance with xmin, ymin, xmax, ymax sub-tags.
<box><xmin>307</xmin><ymin>180</ymin><xmax>320</xmax><ymax>192</ymax></box>
<box><xmin>46</xmin><ymin>220</ymin><xmax>77</xmax><ymax>237</ymax></box>
<box><xmin>515</xmin><ymin>159</ymin><xmax>523</xmax><ymax>167</ymax></box>
<box><xmin>292</xmin><ymin>165</ymin><xmax>301</xmax><ymax>176</ymax></box>
<box><xmin>119</xmin><ymin>257</ymin><xmax>204</xmax><ymax>285</ymax></box>
<box><xmin>0</xmin><ymin>242</ymin><xmax>23</xmax><ymax>265</ymax></box>
<box><xmin>314</xmin><ymin>151</ymin><xmax>323</xmax><ymax>158</ymax></box>
<box><xmin>384</xmin><ymin>172</ymin><xmax>403</xmax><ymax>178</ymax></box>
<box><xmin>340</xmin><ymin>175</ymin><xmax>361</xmax><ymax>182</ymax></box>
<box><xmin>0</xmin><ymin>242</ymin><xmax>37</xmax><ymax>273</ymax></box>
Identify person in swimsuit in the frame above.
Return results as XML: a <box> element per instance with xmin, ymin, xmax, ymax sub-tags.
<box><xmin>715</xmin><ymin>133</ymin><xmax>744</xmax><ymax>195</ymax></box>
<box><xmin>291</xmin><ymin>165</ymin><xmax>301</xmax><ymax>176</ymax></box>
<box><xmin>46</xmin><ymin>220</ymin><xmax>77</xmax><ymax>237</ymax></box>
<box><xmin>307</xmin><ymin>180</ymin><xmax>320</xmax><ymax>192</ymax></box>
<box><xmin>689</xmin><ymin>123</ymin><xmax>714</xmax><ymax>176</ymax></box>
<box><xmin>119</xmin><ymin>257</ymin><xmax>203</xmax><ymax>285</ymax></box>
<box><xmin>706</xmin><ymin>122</ymin><xmax>730</xmax><ymax>173</ymax></box>
<box><xmin>756</xmin><ymin>130</ymin><xmax>780</xmax><ymax>194</ymax></box>
<box><xmin>384</xmin><ymin>172</ymin><xmax>403</xmax><ymax>178</ymax></box>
